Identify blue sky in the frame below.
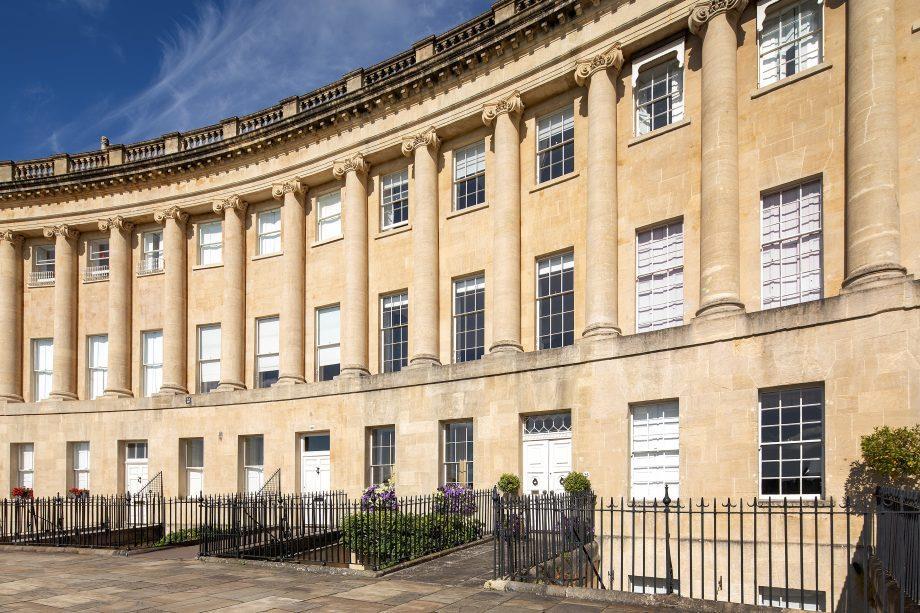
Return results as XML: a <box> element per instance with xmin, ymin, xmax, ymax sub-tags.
<box><xmin>0</xmin><ymin>0</ymin><xmax>493</xmax><ymax>161</ymax></box>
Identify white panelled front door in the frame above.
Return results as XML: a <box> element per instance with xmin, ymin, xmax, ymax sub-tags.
<box><xmin>187</xmin><ymin>469</ymin><xmax>204</xmax><ymax>498</ymax></box>
<box><xmin>125</xmin><ymin>461</ymin><xmax>148</xmax><ymax>496</ymax></box>
<box><xmin>301</xmin><ymin>452</ymin><xmax>330</xmax><ymax>492</ymax></box>
<box><xmin>523</xmin><ymin>435</ymin><xmax>572</xmax><ymax>495</ymax></box>
<box><xmin>245</xmin><ymin>467</ymin><xmax>264</xmax><ymax>493</ymax></box>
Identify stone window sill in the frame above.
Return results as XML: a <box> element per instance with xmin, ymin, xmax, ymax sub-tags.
<box><xmin>27</xmin><ymin>282</ymin><xmax>55</xmax><ymax>289</ymax></box>
<box><xmin>252</xmin><ymin>251</ymin><xmax>282</xmax><ymax>262</ymax></box>
<box><xmin>628</xmin><ymin>118</ymin><xmax>691</xmax><ymax>147</ymax></box>
<box><xmin>375</xmin><ymin>224</ymin><xmax>412</xmax><ymax>240</ymax></box>
<box><xmin>529</xmin><ymin>171</ymin><xmax>580</xmax><ymax>194</ymax></box>
<box><xmin>447</xmin><ymin>203</ymin><xmax>488</xmax><ymax>220</ymax></box>
<box><xmin>750</xmin><ymin>63</ymin><xmax>833</xmax><ymax>99</ymax></box>
<box><xmin>193</xmin><ymin>263</ymin><xmax>223</xmax><ymax>271</ymax></box>
<box><xmin>312</xmin><ymin>235</ymin><xmax>344</xmax><ymax>248</ymax></box>
<box><xmin>82</xmin><ymin>277</ymin><xmax>109</xmax><ymax>285</ymax></box>
<box><xmin>137</xmin><ymin>270</ymin><xmax>164</xmax><ymax>278</ymax></box>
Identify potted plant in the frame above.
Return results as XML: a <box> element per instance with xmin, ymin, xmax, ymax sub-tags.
<box><xmin>497</xmin><ymin>473</ymin><xmax>521</xmax><ymax>497</ymax></box>
<box><xmin>11</xmin><ymin>487</ymin><xmax>33</xmax><ymax>500</ymax></box>
<box><xmin>68</xmin><ymin>487</ymin><xmax>89</xmax><ymax>499</ymax></box>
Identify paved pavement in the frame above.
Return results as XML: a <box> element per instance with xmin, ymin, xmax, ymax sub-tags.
<box><xmin>0</xmin><ymin>542</ymin><xmax>659</xmax><ymax>611</ymax></box>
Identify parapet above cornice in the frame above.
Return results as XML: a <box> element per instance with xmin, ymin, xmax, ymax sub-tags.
<box><xmin>688</xmin><ymin>0</ymin><xmax>750</xmax><ymax>35</ymax></box>
<box><xmin>0</xmin><ymin>0</ymin><xmax>606</xmax><ymax>202</ymax></box>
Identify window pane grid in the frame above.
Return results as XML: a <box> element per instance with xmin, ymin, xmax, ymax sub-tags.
<box><xmin>381</xmin><ymin>293</ymin><xmax>408</xmax><ymax>373</ymax></box>
<box><xmin>453</xmin><ymin>276</ymin><xmax>485</xmax><ymax>363</ymax></box>
<box><xmin>453</xmin><ymin>142</ymin><xmax>486</xmax><ymax>210</ymax></box>
<box><xmin>87</xmin><ymin>335</ymin><xmax>108</xmax><ymax>400</ymax></box>
<box><xmin>198</xmin><ymin>325</ymin><xmax>221</xmax><ymax>394</ymax></box>
<box><xmin>256</xmin><ymin>317</ymin><xmax>280</xmax><ymax>388</ymax></box>
<box><xmin>316</xmin><ymin>305</ymin><xmax>341</xmax><ymax>381</ymax></box>
<box><xmin>370</xmin><ymin>427</ymin><xmax>395</xmax><ymax>485</ymax></box>
<box><xmin>32</xmin><ymin>339</ymin><xmax>53</xmax><ymax>401</ymax></box>
<box><xmin>257</xmin><ymin>209</ymin><xmax>281</xmax><ymax>255</ymax></box>
<box><xmin>142</xmin><ymin>331</ymin><xmax>163</xmax><ymax>397</ymax></box>
<box><xmin>317</xmin><ymin>191</ymin><xmax>342</xmax><ymax>241</ymax></box>
<box><xmin>760</xmin><ymin>388</ymin><xmax>824</xmax><ymax>497</ymax></box>
<box><xmin>536</xmin><ymin>108</ymin><xmax>575</xmax><ymax>184</ymax></box>
<box><xmin>759</xmin><ymin>1</ymin><xmax>822</xmax><ymax>86</ymax></box>
<box><xmin>444</xmin><ymin>421</ymin><xmax>474</xmax><ymax>488</ymax></box>
<box><xmin>381</xmin><ymin>170</ymin><xmax>409</xmax><ymax>230</ymax></box>
<box><xmin>631</xmin><ymin>402</ymin><xmax>680</xmax><ymax>500</ymax></box>
<box><xmin>761</xmin><ymin>180</ymin><xmax>822</xmax><ymax>309</ymax></box>
<box><xmin>198</xmin><ymin>221</ymin><xmax>222</xmax><ymax>266</ymax></box>
<box><xmin>636</xmin><ymin>221</ymin><xmax>684</xmax><ymax>332</ymax></box>
<box><xmin>536</xmin><ymin>253</ymin><xmax>574</xmax><ymax>350</ymax></box>
<box><xmin>635</xmin><ymin>60</ymin><xmax>684</xmax><ymax>135</ymax></box>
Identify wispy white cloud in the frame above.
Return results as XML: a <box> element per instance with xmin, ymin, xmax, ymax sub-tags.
<box><xmin>43</xmin><ymin>0</ymin><xmax>484</xmax><ymax>152</ymax></box>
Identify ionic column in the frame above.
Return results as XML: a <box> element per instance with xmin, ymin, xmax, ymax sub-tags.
<box><xmin>0</xmin><ymin>231</ymin><xmax>24</xmax><ymax>403</ymax></box>
<box><xmin>483</xmin><ymin>92</ymin><xmax>524</xmax><ymax>354</ymax></box>
<box><xmin>213</xmin><ymin>196</ymin><xmax>248</xmax><ymax>392</ymax></box>
<box><xmin>332</xmin><ymin>154</ymin><xmax>370</xmax><ymax>377</ymax></box>
<box><xmin>843</xmin><ymin>0</ymin><xmax>906</xmax><ymax>288</ymax></box>
<box><xmin>402</xmin><ymin>128</ymin><xmax>441</xmax><ymax>367</ymax></box>
<box><xmin>99</xmin><ymin>216</ymin><xmax>134</xmax><ymax>398</ymax></box>
<box><xmin>272</xmin><ymin>181</ymin><xmax>307</xmax><ymax>385</ymax></box>
<box><xmin>575</xmin><ymin>44</ymin><xmax>624</xmax><ymax>338</ymax></box>
<box><xmin>690</xmin><ymin>0</ymin><xmax>747</xmax><ymax>317</ymax></box>
<box><xmin>43</xmin><ymin>225</ymin><xmax>79</xmax><ymax>401</ymax></box>
<box><xmin>154</xmin><ymin>206</ymin><xmax>189</xmax><ymax>395</ymax></box>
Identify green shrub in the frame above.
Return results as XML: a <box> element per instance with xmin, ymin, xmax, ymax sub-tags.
<box><xmin>154</xmin><ymin>528</ymin><xmax>199</xmax><ymax>547</ymax></box>
<box><xmin>497</xmin><ymin>473</ymin><xmax>521</xmax><ymax>495</ymax></box>
<box><xmin>561</xmin><ymin>471</ymin><xmax>592</xmax><ymax>494</ymax></box>
<box><xmin>860</xmin><ymin>425</ymin><xmax>920</xmax><ymax>482</ymax></box>
<box><xmin>341</xmin><ymin>511</ymin><xmax>482</xmax><ymax>569</ymax></box>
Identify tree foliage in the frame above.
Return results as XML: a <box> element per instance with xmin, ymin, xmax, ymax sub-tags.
<box><xmin>860</xmin><ymin>425</ymin><xmax>920</xmax><ymax>483</ymax></box>
<box><xmin>497</xmin><ymin>473</ymin><xmax>521</xmax><ymax>495</ymax></box>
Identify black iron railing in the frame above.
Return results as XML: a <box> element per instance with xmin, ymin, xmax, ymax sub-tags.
<box><xmin>198</xmin><ymin>489</ymin><xmax>494</xmax><ymax>570</ymax></box>
<box><xmin>493</xmin><ymin>487</ymin><xmax>920</xmax><ymax>613</ymax></box>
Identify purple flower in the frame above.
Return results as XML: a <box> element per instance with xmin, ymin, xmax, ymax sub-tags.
<box><xmin>361</xmin><ymin>484</ymin><xmax>398</xmax><ymax>512</ymax></box>
<box><xmin>435</xmin><ymin>484</ymin><xmax>476</xmax><ymax>516</ymax></box>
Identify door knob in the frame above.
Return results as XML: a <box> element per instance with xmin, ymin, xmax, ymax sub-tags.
<box><xmin>315</xmin><ymin>467</ymin><xmax>320</xmax><ymax>474</ymax></box>
<box><xmin>532</xmin><ymin>478</ymin><xmax>538</xmax><ymax>486</ymax></box>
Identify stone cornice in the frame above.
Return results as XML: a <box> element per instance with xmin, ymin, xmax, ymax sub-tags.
<box><xmin>212</xmin><ymin>195</ymin><xmax>248</xmax><ymax>215</ymax></box>
<box><xmin>332</xmin><ymin>154</ymin><xmax>370</xmax><ymax>179</ymax></box>
<box><xmin>482</xmin><ymin>91</ymin><xmax>525</xmax><ymax>126</ymax></box>
<box><xmin>0</xmin><ymin>0</ymin><xmax>603</xmax><ymax>202</ymax></box>
<box><xmin>688</xmin><ymin>0</ymin><xmax>749</xmax><ymax>35</ymax></box>
<box><xmin>154</xmin><ymin>206</ymin><xmax>190</xmax><ymax>225</ymax></box>
<box><xmin>42</xmin><ymin>224</ymin><xmax>79</xmax><ymax>240</ymax></box>
<box><xmin>271</xmin><ymin>180</ymin><xmax>305</xmax><ymax>201</ymax></box>
<box><xmin>0</xmin><ymin>229</ymin><xmax>23</xmax><ymax>247</ymax></box>
<box><xmin>98</xmin><ymin>215</ymin><xmax>135</xmax><ymax>233</ymax></box>
<box><xmin>401</xmin><ymin>127</ymin><xmax>441</xmax><ymax>157</ymax></box>
<box><xmin>574</xmin><ymin>43</ymin><xmax>625</xmax><ymax>85</ymax></box>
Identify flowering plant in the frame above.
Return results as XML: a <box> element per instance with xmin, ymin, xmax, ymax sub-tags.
<box><xmin>360</xmin><ymin>483</ymin><xmax>398</xmax><ymax>512</ymax></box>
<box><xmin>68</xmin><ymin>487</ymin><xmax>89</xmax><ymax>498</ymax></box>
<box><xmin>435</xmin><ymin>483</ymin><xmax>476</xmax><ymax>516</ymax></box>
<box><xmin>11</xmin><ymin>487</ymin><xmax>33</xmax><ymax>499</ymax></box>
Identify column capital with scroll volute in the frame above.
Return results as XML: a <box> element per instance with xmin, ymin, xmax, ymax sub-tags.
<box><xmin>574</xmin><ymin>43</ymin><xmax>625</xmax><ymax>86</ymax></box>
<box><xmin>401</xmin><ymin>127</ymin><xmax>440</xmax><ymax>157</ymax></box>
<box><xmin>689</xmin><ymin>0</ymin><xmax>749</xmax><ymax>36</ymax></box>
<box><xmin>482</xmin><ymin>91</ymin><xmax>524</xmax><ymax>126</ymax></box>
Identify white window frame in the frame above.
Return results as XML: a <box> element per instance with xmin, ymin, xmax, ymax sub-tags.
<box><xmin>139</xmin><ymin>230</ymin><xmax>164</xmax><ymax>275</ymax></box>
<box><xmin>453</xmin><ymin>141</ymin><xmax>486</xmax><ymax>210</ymax></box>
<box><xmin>453</xmin><ymin>275</ymin><xmax>485</xmax><ymax>363</ymax></box>
<box><xmin>315</xmin><ymin>305</ymin><xmax>341</xmax><ymax>382</ymax></box>
<box><xmin>369</xmin><ymin>426</ymin><xmax>395</xmax><ymax>486</ymax></box>
<box><xmin>757</xmin><ymin>0</ymin><xmax>824</xmax><ymax>87</ymax></box>
<box><xmin>630</xmin><ymin>402</ymin><xmax>680</xmax><ymax>501</ymax></box>
<box><xmin>256</xmin><ymin>208</ymin><xmax>281</xmax><ymax>256</ymax></box>
<box><xmin>141</xmin><ymin>330</ymin><xmax>163</xmax><ymax>397</ymax></box>
<box><xmin>535</xmin><ymin>252</ymin><xmax>575</xmax><ymax>350</ymax></box>
<box><xmin>380</xmin><ymin>170</ymin><xmax>409</xmax><ymax>231</ymax></box>
<box><xmin>17</xmin><ymin>443</ymin><xmax>34</xmax><ymax>489</ymax></box>
<box><xmin>184</xmin><ymin>438</ymin><xmax>204</xmax><ymax>498</ymax></box>
<box><xmin>125</xmin><ymin>440</ymin><xmax>148</xmax><ymax>461</ymax></box>
<box><xmin>72</xmin><ymin>441</ymin><xmax>90</xmax><ymax>490</ymax></box>
<box><xmin>87</xmin><ymin>334</ymin><xmax>108</xmax><ymax>400</ymax></box>
<box><xmin>632</xmin><ymin>38</ymin><xmax>685</xmax><ymax>136</ymax></box>
<box><xmin>380</xmin><ymin>292</ymin><xmax>409</xmax><ymax>373</ymax></box>
<box><xmin>316</xmin><ymin>190</ymin><xmax>342</xmax><ymax>242</ymax></box>
<box><xmin>32</xmin><ymin>338</ymin><xmax>53</xmax><ymax>402</ymax></box>
<box><xmin>635</xmin><ymin>221</ymin><xmax>684</xmax><ymax>333</ymax></box>
<box><xmin>443</xmin><ymin>421</ymin><xmax>474</xmax><ymax>488</ymax></box>
<box><xmin>535</xmin><ymin>107</ymin><xmax>575</xmax><ymax>184</ymax></box>
<box><xmin>242</xmin><ymin>435</ymin><xmax>264</xmax><ymax>492</ymax></box>
<box><xmin>31</xmin><ymin>244</ymin><xmax>55</xmax><ymax>285</ymax></box>
<box><xmin>758</xmin><ymin>387</ymin><xmax>824</xmax><ymax>500</ymax></box>
<box><xmin>197</xmin><ymin>220</ymin><xmax>223</xmax><ymax>266</ymax></box>
<box><xmin>85</xmin><ymin>238</ymin><xmax>110</xmax><ymax>281</ymax></box>
<box><xmin>197</xmin><ymin>324</ymin><xmax>221</xmax><ymax>394</ymax></box>
<box><xmin>255</xmin><ymin>316</ymin><xmax>280</xmax><ymax>388</ymax></box>
<box><xmin>760</xmin><ymin>179</ymin><xmax>823</xmax><ymax>310</ymax></box>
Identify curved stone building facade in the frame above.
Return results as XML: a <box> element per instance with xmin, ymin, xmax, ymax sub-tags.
<box><xmin>0</xmin><ymin>0</ymin><xmax>918</xmax><ymax>499</ymax></box>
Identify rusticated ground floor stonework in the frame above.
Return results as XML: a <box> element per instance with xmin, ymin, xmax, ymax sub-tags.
<box><xmin>1</xmin><ymin>280</ymin><xmax>918</xmax><ymax>500</ymax></box>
